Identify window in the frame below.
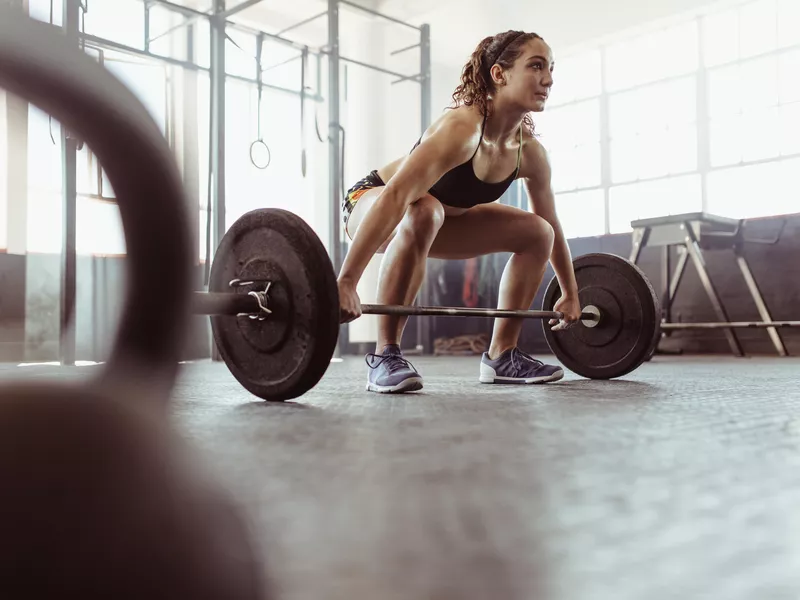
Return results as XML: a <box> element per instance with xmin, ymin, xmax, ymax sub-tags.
<box><xmin>703</xmin><ymin>7</ymin><xmax>739</xmax><ymax>68</ymax></box>
<box><xmin>226</xmin><ymin>30</ymin><xmax>258</xmax><ymax>82</ymax></box>
<box><xmin>778</xmin><ymin>0</ymin><xmax>800</xmax><ymax>49</ymax></box>
<box><xmin>703</xmin><ymin>0</ymin><xmax>782</xmax><ymax>67</ymax></box>
<box><xmin>105</xmin><ymin>59</ymin><xmax>169</xmax><ymax>137</ymax></box>
<box><xmin>608</xmin><ymin>175</ymin><xmax>702</xmax><ymax>234</ymax></box>
<box><xmin>535</xmin><ymin>99</ymin><xmax>601</xmax><ymax>193</ymax></box>
<box><xmin>605</xmin><ymin>21</ymin><xmax>698</xmax><ymax>92</ymax></box>
<box><xmin>609</xmin><ymin>77</ymin><xmax>697</xmax><ymax>183</ymax></box>
<box><xmin>707</xmin><ymin>157</ymin><xmax>800</xmax><ymax>218</ymax></box>
<box><xmin>555</xmin><ymin>189</ymin><xmax>606</xmax><ymax>238</ymax></box>
<box><xmin>27</xmin><ymin>106</ymin><xmax>63</xmax><ymax>254</ymax></box>
<box><xmin>740</xmin><ymin>0</ymin><xmax>778</xmax><ymax>59</ymax></box>
<box><xmin>224</xmin><ymin>79</ymin><xmax>313</xmax><ymax>230</ymax></box>
<box><xmin>29</xmin><ymin>0</ymin><xmax>63</xmax><ymax>25</ymax></box>
<box><xmin>708</xmin><ymin>51</ymin><xmax>800</xmax><ymax>167</ymax></box>
<box><xmin>547</xmin><ymin>50</ymin><xmax>602</xmax><ymax>107</ymax></box>
<box><xmin>83</xmin><ymin>0</ymin><xmax>146</xmax><ymax>50</ymax></box>
<box><xmin>76</xmin><ymin>199</ymin><xmax>125</xmax><ymax>256</ymax></box>
<box><xmin>147</xmin><ymin>5</ymin><xmax>188</xmax><ymax>60</ymax></box>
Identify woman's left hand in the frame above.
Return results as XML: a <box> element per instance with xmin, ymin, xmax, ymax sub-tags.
<box><xmin>549</xmin><ymin>294</ymin><xmax>582</xmax><ymax>331</ymax></box>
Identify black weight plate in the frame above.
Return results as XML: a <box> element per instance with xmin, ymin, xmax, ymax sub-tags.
<box><xmin>541</xmin><ymin>253</ymin><xmax>660</xmax><ymax>380</ymax></box>
<box><xmin>209</xmin><ymin>208</ymin><xmax>340</xmax><ymax>401</ymax></box>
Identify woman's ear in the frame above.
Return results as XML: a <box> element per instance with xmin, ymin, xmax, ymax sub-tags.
<box><xmin>489</xmin><ymin>63</ymin><xmax>506</xmax><ymax>86</ymax></box>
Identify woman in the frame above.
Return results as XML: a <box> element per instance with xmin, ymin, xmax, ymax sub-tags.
<box><xmin>338</xmin><ymin>30</ymin><xmax>582</xmax><ymax>393</ymax></box>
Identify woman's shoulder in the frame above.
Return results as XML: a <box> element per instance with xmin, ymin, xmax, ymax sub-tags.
<box><xmin>518</xmin><ymin>129</ymin><xmax>551</xmax><ymax>180</ymax></box>
<box><xmin>423</xmin><ymin>105</ymin><xmax>484</xmax><ymax>140</ymax></box>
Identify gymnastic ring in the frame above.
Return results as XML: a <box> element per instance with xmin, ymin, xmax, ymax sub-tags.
<box><xmin>0</xmin><ymin>12</ymin><xmax>193</xmax><ymax>401</ymax></box>
<box><xmin>250</xmin><ymin>139</ymin><xmax>271</xmax><ymax>170</ymax></box>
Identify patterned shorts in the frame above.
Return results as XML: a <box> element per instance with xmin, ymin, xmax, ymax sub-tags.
<box><xmin>342</xmin><ymin>169</ymin><xmax>386</xmax><ymax>229</ymax></box>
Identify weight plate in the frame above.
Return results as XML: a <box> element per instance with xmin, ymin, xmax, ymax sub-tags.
<box><xmin>541</xmin><ymin>253</ymin><xmax>660</xmax><ymax>380</ymax></box>
<box><xmin>209</xmin><ymin>208</ymin><xmax>340</xmax><ymax>401</ymax></box>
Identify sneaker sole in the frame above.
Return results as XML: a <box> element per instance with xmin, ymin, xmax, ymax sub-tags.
<box><xmin>479</xmin><ymin>369</ymin><xmax>564</xmax><ymax>385</ymax></box>
<box><xmin>366</xmin><ymin>377</ymin><xmax>424</xmax><ymax>394</ymax></box>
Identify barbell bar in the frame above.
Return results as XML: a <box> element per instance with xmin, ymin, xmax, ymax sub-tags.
<box><xmin>190</xmin><ymin>291</ymin><xmax>599</xmax><ymax>322</ymax></box>
<box><xmin>190</xmin><ymin>288</ymin><xmax>797</xmax><ymax>333</ymax></box>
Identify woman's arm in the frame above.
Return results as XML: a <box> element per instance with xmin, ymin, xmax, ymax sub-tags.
<box><xmin>520</xmin><ymin>140</ymin><xmax>581</xmax><ymax>325</ymax></box>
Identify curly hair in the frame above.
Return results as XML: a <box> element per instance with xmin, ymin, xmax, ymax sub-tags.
<box><xmin>450</xmin><ymin>30</ymin><xmax>544</xmax><ymax>136</ymax></box>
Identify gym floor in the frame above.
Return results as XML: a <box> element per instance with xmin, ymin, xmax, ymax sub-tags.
<box><xmin>13</xmin><ymin>355</ymin><xmax>800</xmax><ymax>599</ymax></box>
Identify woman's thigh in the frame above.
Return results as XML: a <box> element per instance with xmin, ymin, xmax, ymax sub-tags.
<box><xmin>345</xmin><ymin>187</ymin><xmax>444</xmax><ymax>254</ymax></box>
<box><xmin>429</xmin><ymin>202</ymin><xmax>554</xmax><ymax>260</ymax></box>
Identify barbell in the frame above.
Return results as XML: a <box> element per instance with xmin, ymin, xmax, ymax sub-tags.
<box><xmin>197</xmin><ymin>208</ymin><xmax>662</xmax><ymax>402</ymax></box>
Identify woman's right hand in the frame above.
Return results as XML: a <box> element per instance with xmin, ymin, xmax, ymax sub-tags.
<box><xmin>338</xmin><ymin>279</ymin><xmax>362</xmax><ymax>324</ymax></box>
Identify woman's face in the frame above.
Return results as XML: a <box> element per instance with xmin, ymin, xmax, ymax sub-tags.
<box><xmin>494</xmin><ymin>37</ymin><xmax>555</xmax><ymax>113</ymax></box>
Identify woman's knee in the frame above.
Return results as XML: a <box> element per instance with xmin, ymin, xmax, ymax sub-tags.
<box><xmin>515</xmin><ymin>214</ymin><xmax>555</xmax><ymax>256</ymax></box>
<box><xmin>398</xmin><ymin>195</ymin><xmax>445</xmax><ymax>243</ymax></box>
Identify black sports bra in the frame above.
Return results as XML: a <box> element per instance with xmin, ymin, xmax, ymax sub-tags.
<box><xmin>410</xmin><ymin>114</ymin><xmax>523</xmax><ymax>209</ymax></box>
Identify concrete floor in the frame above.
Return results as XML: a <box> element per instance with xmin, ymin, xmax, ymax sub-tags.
<box><xmin>8</xmin><ymin>355</ymin><xmax>800</xmax><ymax>599</ymax></box>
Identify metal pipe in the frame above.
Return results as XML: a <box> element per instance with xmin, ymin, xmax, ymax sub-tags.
<box><xmin>226</xmin><ymin>20</ymin><xmax>311</xmax><ymax>52</ymax></box>
<box><xmin>339</xmin><ymin>0</ymin><xmax>421</xmax><ymax>31</ymax></box>
<box><xmin>147</xmin><ymin>0</ymin><xmax>315</xmax><ymax>54</ymax></box>
<box><xmin>262</xmin><ymin>52</ymin><xmax>303</xmax><ymax>73</ymax></box>
<box><xmin>661</xmin><ymin>321</ymin><xmax>800</xmax><ymax>330</ymax></box>
<box><xmin>683</xmin><ymin>227</ymin><xmax>744</xmax><ymax>356</ymax></box>
<box><xmin>80</xmin><ymin>33</ymin><xmax>323</xmax><ymax>100</ymax></box>
<box><xmin>391</xmin><ymin>42</ymin><xmax>420</xmax><ymax>56</ymax></box>
<box><xmin>148</xmin><ymin>0</ymin><xmax>207</xmax><ymax>18</ymax></box>
<box><xmin>144</xmin><ymin>2</ymin><xmax>151</xmax><ymax>52</ymax></box>
<box><xmin>211</xmin><ymin>0</ymin><xmax>226</xmax><ymax>270</ymax></box>
<box><xmin>217</xmin><ymin>0</ymin><xmax>264</xmax><ymax>19</ymax></box>
<box><xmin>276</xmin><ymin>10</ymin><xmax>327</xmax><ymax>36</ymax></box>
<box><xmin>417</xmin><ymin>22</ymin><xmax>431</xmax><ymax>354</ymax></box>
<box><xmin>736</xmin><ymin>253</ymin><xmax>788</xmax><ymax>356</ymax></box>
<box><xmin>61</xmin><ymin>0</ymin><xmax>81</xmax><ymax>367</ymax></box>
<box><xmin>319</xmin><ymin>50</ymin><xmax>420</xmax><ymax>82</ymax></box>
<box><xmin>390</xmin><ymin>72</ymin><xmax>422</xmax><ymax>85</ymax></box>
<box><xmin>149</xmin><ymin>14</ymin><xmax>204</xmax><ymax>44</ymax></box>
<box><xmin>328</xmin><ymin>0</ymin><xmax>343</xmax><ymax>358</ymax></box>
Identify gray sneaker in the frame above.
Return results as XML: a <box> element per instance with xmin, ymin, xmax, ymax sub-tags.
<box><xmin>479</xmin><ymin>347</ymin><xmax>564</xmax><ymax>384</ymax></box>
<box><xmin>365</xmin><ymin>344</ymin><xmax>423</xmax><ymax>393</ymax></box>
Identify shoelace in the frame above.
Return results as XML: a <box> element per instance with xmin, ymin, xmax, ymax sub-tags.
<box><xmin>365</xmin><ymin>353</ymin><xmax>418</xmax><ymax>374</ymax></box>
<box><xmin>509</xmin><ymin>347</ymin><xmax>544</xmax><ymax>376</ymax></box>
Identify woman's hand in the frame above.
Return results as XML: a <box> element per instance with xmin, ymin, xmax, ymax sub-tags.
<box><xmin>549</xmin><ymin>294</ymin><xmax>582</xmax><ymax>331</ymax></box>
<box><xmin>338</xmin><ymin>278</ymin><xmax>362</xmax><ymax>324</ymax></box>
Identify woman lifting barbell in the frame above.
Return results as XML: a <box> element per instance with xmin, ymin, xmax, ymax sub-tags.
<box><xmin>338</xmin><ymin>30</ymin><xmax>582</xmax><ymax>393</ymax></box>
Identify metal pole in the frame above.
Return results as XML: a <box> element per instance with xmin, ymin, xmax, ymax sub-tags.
<box><xmin>660</xmin><ymin>321</ymin><xmax>800</xmax><ymax>330</ymax></box>
<box><xmin>81</xmin><ymin>33</ymin><xmax>322</xmax><ymax>100</ymax></box>
<box><xmin>318</xmin><ymin>51</ymin><xmax>421</xmax><ymax>82</ymax></box>
<box><xmin>217</xmin><ymin>0</ymin><xmax>264</xmax><ymax>19</ymax></box>
<box><xmin>148</xmin><ymin>0</ymin><xmax>207</xmax><ymax>18</ymax></box>
<box><xmin>144</xmin><ymin>1</ymin><xmax>151</xmax><ymax>52</ymax></box>
<box><xmin>339</xmin><ymin>0</ymin><xmax>421</xmax><ymax>31</ymax></box>
<box><xmin>210</xmin><ymin>0</ymin><xmax>227</xmax><ymax>361</ymax></box>
<box><xmin>417</xmin><ymin>23</ymin><xmax>432</xmax><ymax>354</ymax></box>
<box><xmin>276</xmin><ymin>10</ymin><xmax>327</xmax><ymax>36</ymax></box>
<box><xmin>61</xmin><ymin>0</ymin><xmax>81</xmax><ymax>366</ymax></box>
<box><xmin>328</xmin><ymin>0</ymin><xmax>343</xmax><ymax>356</ymax></box>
